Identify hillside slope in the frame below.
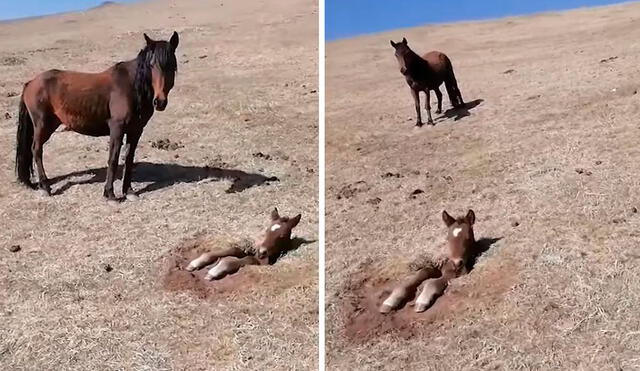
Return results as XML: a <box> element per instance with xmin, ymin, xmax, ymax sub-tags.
<box><xmin>0</xmin><ymin>0</ymin><xmax>318</xmax><ymax>370</ymax></box>
<box><xmin>326</xmin><ymin>3</ymin><xmax>640</xmax><ymax>369</ymax></box>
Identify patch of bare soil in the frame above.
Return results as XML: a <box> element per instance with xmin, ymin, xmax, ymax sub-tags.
<box><xmin>341</xmin><ymin>261</ymin><xmax>519</xmax><ymax>344</ymax></box>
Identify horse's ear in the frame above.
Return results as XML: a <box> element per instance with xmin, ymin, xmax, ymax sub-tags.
<box><xmin>170</xmin><ymin>31</ymin><xmax>179</xmax><ymax>51</ymax></box>
<box><xmin>271</xmin><ymin>208</ymin><xmax>280</xmax><ymax>221</ymax></box>
<box><xmin>289</xmin><ymin>214</ymin><xmax>302</xmax><ymax>229</ymax></box>
<box><xmin>390</xmin><ymin>40</ymin><xmax>396</xmax><ymax>48</ymax></box>
<box><xmin>402</xmin><ymin>37</ymin><xmax>407</xmax><ymax>45</ymax></box>
<box><xmin>466</xmin><ymin>209</ymin><xmax>476</xmax><ymax>225</ymax></box>
<box><xmin>144</xmin><ymin>33</ymin><xmax>154</xmax><ymax>46</ymax></box>
<box><xmin>442</xmin><ymin>210</ymin><xmax>455</xmax><ymax>227</ymax></box>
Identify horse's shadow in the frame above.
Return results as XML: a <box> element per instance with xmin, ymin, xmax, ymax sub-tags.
<box><xmin>466</xmin><ymin>236</ymin><xmax>502</xmax><ymax>272</ymax></box>
<box><xmin>268</xmin><ymin>237</ymin><xmax>317</xmax><ymax>265</ymax></box>
<box><xmin>439</xmin><ymin>98</ymin><xmax>484</xmax><ymax>122</ymax></box>
<box><xmin>49</xmin><ymin>161</ymin><xmax>279</xmax><ymax>196</ymax></box>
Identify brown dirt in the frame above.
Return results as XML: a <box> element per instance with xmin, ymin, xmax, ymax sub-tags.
<box><xmin>341</xmin><ymin>261</ymin><xmax>518</xmax><ymax>344</ymax></box>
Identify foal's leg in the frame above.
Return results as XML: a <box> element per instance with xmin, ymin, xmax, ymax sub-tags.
<box><xmin>186</xmin><ymin>246</ymin><xmax>247</xmax><ymax>271</ymax></box>
<box><xmin>379</xmin><ymin>267</ymin><xmax>438</xmax><ymax>313</ymax></box>
<box><xmin>31</xmin><ymin>116</ymin><xmax>58</xmax><ymax>195</ymax></box>
<box><xmin>410</xmin><ymin>88</ymin><xmax>422</xmax><ymax>127</ymax></box>
<box><xmin>122</xmin><ymin>130</ymin><xmax>142</xmax><ymax>201</ymax></box>
<box><xmin>434</xmin><ymin>88</ymin><xmax>443</xmax><ymax>114</ymax></box>
<box><xmin>204</xmin><ymin>256</ymin><xmax>260</xmax><ymax>281</ymax></box>
<box><xmin>103</xmin><ymin>120</ymin><xmax>125</xmax><ymax>200</ymax></box>
<box><xmin>415</xmin><ymin>277</ymin><xmax>448</xmax><ymax>312</ymax></box>
<box><xmin>425</xmin><ymin>90</ymin><xmax>434</xmax><ymax>125</ymax></box>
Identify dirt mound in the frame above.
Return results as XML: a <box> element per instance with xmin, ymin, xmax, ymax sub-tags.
<box><xmin>340</xmin><ymin>262</ymin><xmax>518</xmax><ymax>343</ymax></box>
<box><xmin>161</xmin><ymin>236</ymin><xmax>263</xmax><ymax>299</ymax></box>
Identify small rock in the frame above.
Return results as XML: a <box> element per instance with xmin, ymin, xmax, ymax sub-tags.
<box><xmin>612</xmin><ymin>218</ymin><xmax>625</xmax><ymax>224</ymax></box>
<box><xmin>409</xmin><ymin>189</ymin><xmax>424</xmax><ymax>198</ymax></box>
<box><xmin>632</xmin><ymin>207</ymin><xmax>638</xmax><ymax>214</ymax></box>
<box><xmin>511</xmin><ymin>221</ymin><xmax>520</xmax><ymax>227</ymax></box>
<box><xmin>198</xmin><ymin>55</ymin><xmax>208</xmax><ymax>59</ymax></box>
<box><xmin>4</xmin><ymin>112</ymin><xmax>11</xmax><ymax>120</ymax></box>
<box><xmin>6</xmin><ymin>91</ymin><xmax>18</xmax><ymax>98</ymax></box>
<box><xmin>103</xmin><ymin>264</ymin><xmax>113</xmax><ymax>272</ymax></box>
<box><xmin>8</xmin><ymin>245</ymin><xmax>21</xmax><ymax>253</ymax></box>
<box><xmin>595</xmin><ymin>160</ymin><xmax>602</xmax><ymax>165</ymax></box>
<box><xmin>309</xmin><ymin>89</ymin><xmax>317</xmax><ymax>94</ymax></box>
<box><xmin>367</xmin><ymin>197</ymin><xmax>382</xmax><ymax>205</ymax></box>
<box><xmin>174</xmin><ymin>154</ymin><xmax>179</xmax><ymax>159</ymax></box>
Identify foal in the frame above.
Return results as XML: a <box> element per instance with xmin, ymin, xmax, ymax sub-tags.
<box><xmin>16</xmin><ymin>32</ymin><xmax>179</xmax><ymax>201</ymax></box>
<box><xmin>390</xmin><ymin>37</ymin><xmax>465</xmax><ymax>127</ymax></box>
<box><xmin>186</xmin><ymin>208</ymin><xmax>302</xmax><ymax>280</ymax></box>
<box><xmin>379</xmin><ymin>209</ymin><xmax>476</xmax><ymax>313</ymax></box>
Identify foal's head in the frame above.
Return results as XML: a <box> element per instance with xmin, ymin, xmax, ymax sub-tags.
<box><xmin>442</xmin><ymin>209</ymin><xmax>476</xmax><ymax>271</ymax></box>
<box><xmin>140</xmin><ymin>32</ymin><xmax>179</xmax><ymax>111</ymax></box>
<box><xmin>390</xmin><ymin>37</ymin><xmax>412</xmax><ymax>74</ymax></box>
<box><xmin>255</xmin><ymin>208</ymin><xmax>302</xmax><ymax>260</ymax></box>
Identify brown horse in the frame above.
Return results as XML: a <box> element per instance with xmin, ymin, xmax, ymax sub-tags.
<box><xmin>379</xmin><ymin>209</ymin><xmax>476</xmax><ymax>313</ymax></box>
<box><xmin>186</xmin><ymin>208</ymin><xmax>302</xmax><ymax>280</ymax></box>
<box><xmin>15</xmin><ymin>32</ymin><xmax>179</xmax><ymax>201</ymax></box>
<box><xmin>390</xmin><ymin>37</ymin><xmax>464</xmax><ymax>127</ymax></box>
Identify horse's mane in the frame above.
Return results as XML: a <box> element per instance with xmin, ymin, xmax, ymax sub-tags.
<box><xmin>133</xmin><ymin>42</ymin><xmax>177</xmax><ymax>118</ymax></box>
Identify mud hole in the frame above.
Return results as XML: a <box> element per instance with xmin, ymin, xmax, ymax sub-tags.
<box><xmin>340</xmin><ymin>262</ymin><xmax>518</xmax><ymax>343</ymax></box>
<box><xmin>161</xmin><ymin>236</ymin><xmax>310</xmax><ymax>299</ymax></box>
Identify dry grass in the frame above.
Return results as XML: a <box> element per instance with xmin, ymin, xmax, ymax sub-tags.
<box><xmin>326</xmin><ymin>3</ymin><xmax>640</xmax><ymax>370</ymax></box>
<box><xmin>0</xmin><ymin>0</ymin><xmax>318</xmax><ymax>370</ymax></box>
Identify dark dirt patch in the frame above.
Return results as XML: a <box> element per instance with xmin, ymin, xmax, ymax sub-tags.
<box><xmin>336</xmin><ymin>181</ymin><xmax>370</xmax><ymax>200</ymax></box>
<box><xmin>161</xmin><ymin>238</ymin><xmax>264</xmax><ymax>299</ymax></box>
<box><xmin>150</xmin><ymin>138</ymin><xmax>184</xmax><ymax>151</ymax></box>
<box><xmin>340</xmin><ymin>262</ymin><xmax>518</xmax><ymax>344</ymax></box>
<box><xmin>252</xmin><ymin>152</ymin><xmax>273</xmax><ymax>160</ymax></box>
<box><xmin>6</xmin><ymin>92</ymin><xmax>18</xmax><ymax>98</ymax></box>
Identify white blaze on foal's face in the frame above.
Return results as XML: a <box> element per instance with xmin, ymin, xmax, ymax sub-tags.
<box><xmin>452</xmin><ymin>227</ymin><xmax>462</xmax><ymax>237</ymax></box>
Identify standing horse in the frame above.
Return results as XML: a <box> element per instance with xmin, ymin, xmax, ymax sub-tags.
<box><xmin>390</xmin><ymin>37</ymin><xmax>464</xmax><ymax>127</ymax></box>
<box><xmin>15</xmin><ymin>32</ymin><xmax>179</xmax><ymax>201</ymax></box>
<box><xmin>379</xmin><ymin>209</ymin><xmax>476</xmax><ymax>313</ymax></box>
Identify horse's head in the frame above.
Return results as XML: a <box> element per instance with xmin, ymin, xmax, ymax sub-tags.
<box><xmin>442</xmin><ymin>209</ymin><xmax>476</xmax><ymax>271</ymax></box>
<box><xmin>255</xmin><ymin>208</ymin><xmax>302</xmax><ymax>260</ymax></box>
<box><xmin>390</xmin><ymin>37</ymin><xmax>411</xmax><ymax>75</ymax></box>
<box><xmin>143</xmin><ymin>32</ymin><xmax>179</xmax><ymax>111</ymax></box>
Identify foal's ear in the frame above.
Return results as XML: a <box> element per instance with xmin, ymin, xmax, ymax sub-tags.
<box><xmin>442</xmin><ymin>210</ymin><xmax>456</xmax><ymax>227</ymax></box>
<box><xmin>289</xmin><ymin>214</ymin><xmax>302</xmax><ymax>229</ymax></box>
<box><xmin>144</xmin><ymin>33</ymin><xmax>154</xmax><ymax>46</ymax></box>
<box><xmin>271</xmin><ymin>208</ymin><xmax>280</xmax><ymax>221</ymax></box>
<box><xmin>169</xmin><ymin>31</ymin><xmax>179</xmax><ymax>51</ymax></box>
<box><xmin>401</xmin><ymin>37</ymin><xmax>408</xmax><ymax>45</ymax></box>
<box><xmin>390</xmin><ymin>40</ymin><xmax>397</xmax><ymax>48</ymax></box>
<box><xmin>466</xmin><ymin>209</ymin><xmax>476</xmax><ymax>225</ymax></box>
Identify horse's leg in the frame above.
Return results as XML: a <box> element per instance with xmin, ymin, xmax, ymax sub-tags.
<box><xmin>103</xmin><ymin>120</ymin><xmax>124</xmax><ymax>200</ymax></box>
<box><xmin>379</xmin><ymin>267</ymin><xmax>439</xmax><ymax>313</ymax></box>
<box><xmin>186</xmin><ymin>246</ymin><xmax>247</xmax><ymax>271</ymax></box>
<box><xmin>415</xmin><ymin>277</ymin><xmax>448</xmax><ymax>312</ymax></box>
<box><xmin>204</xmin><ymin>256</ymin><xmax>260</xmax><ymax>281</ymax></box>
<box><xmin>31</xmin><ymin>115</ymin><xmax>58</xmax><ymax>195</ymax></box>
<box><xmin>410</xmin><ymin>88</ymin><xmax>422</xmax><ymax>127</ymax></box>
<box><xmin>122</xmin><ymin>129</ymin><xmax>142</xmax><ymax>201</ymax></box>
<box><xmin>434</xmin><ymin>88</ymin><xmax>443</xmax><ymax>114</ymax></box>
<box><xmin>425</xmin><ymin>89</ymin><xmax>434</xmax><ymax>125</ymax></box>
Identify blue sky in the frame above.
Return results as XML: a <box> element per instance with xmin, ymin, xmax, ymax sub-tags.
<box><xmin>0</xmin><ymin>0</ymin><xmax>137</xmax><ymax>21</ymax></box>
<box><xmin>326</xmin><ymin>0</ymin><xmax>632</xmax><ymax>40</ymax></box>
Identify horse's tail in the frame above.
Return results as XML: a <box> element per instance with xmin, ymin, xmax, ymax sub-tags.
<box><xmin>15</xmin><ymin>95</ymin><xmax>34</xmax><ymax>188</ymax></box>
<box><xmin>444</xmin><ymin>58</ymin><xmax>464</xmax><ymax>108</ymax></box>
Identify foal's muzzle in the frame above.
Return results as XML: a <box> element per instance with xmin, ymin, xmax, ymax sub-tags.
<box><xmin>153</xmin><ymin>98</ymin><xmax>167</xmax><ymax>111</ymax></box>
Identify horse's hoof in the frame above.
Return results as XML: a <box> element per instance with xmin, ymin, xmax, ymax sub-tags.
<box><xmin>125</xmin><ymin>193</ymin><xmax>140</xmax><ymax>202</ymax></box>
<box><xmin>379</xmin><ymin>304</ymin><xmax>393</xmax><ymax>314</ymax></box>
<box><xmin>414</xmin><ymin>303</ymin><xmax>429</xmax><ymax>313</ymax></box>
<box><xmin>415</xmin><ymin>122</ymin><xmax>424</xmax><ymax>128</ymax></box>
<box><xmin>203</xmin><ymin>274</ymin><xmax>215</xmax><ymax>281</ymax></box>
<box><xmin>37</xmin><ymin>188</ymin><xmax>51</xmax><ymax>197</ymax></box>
